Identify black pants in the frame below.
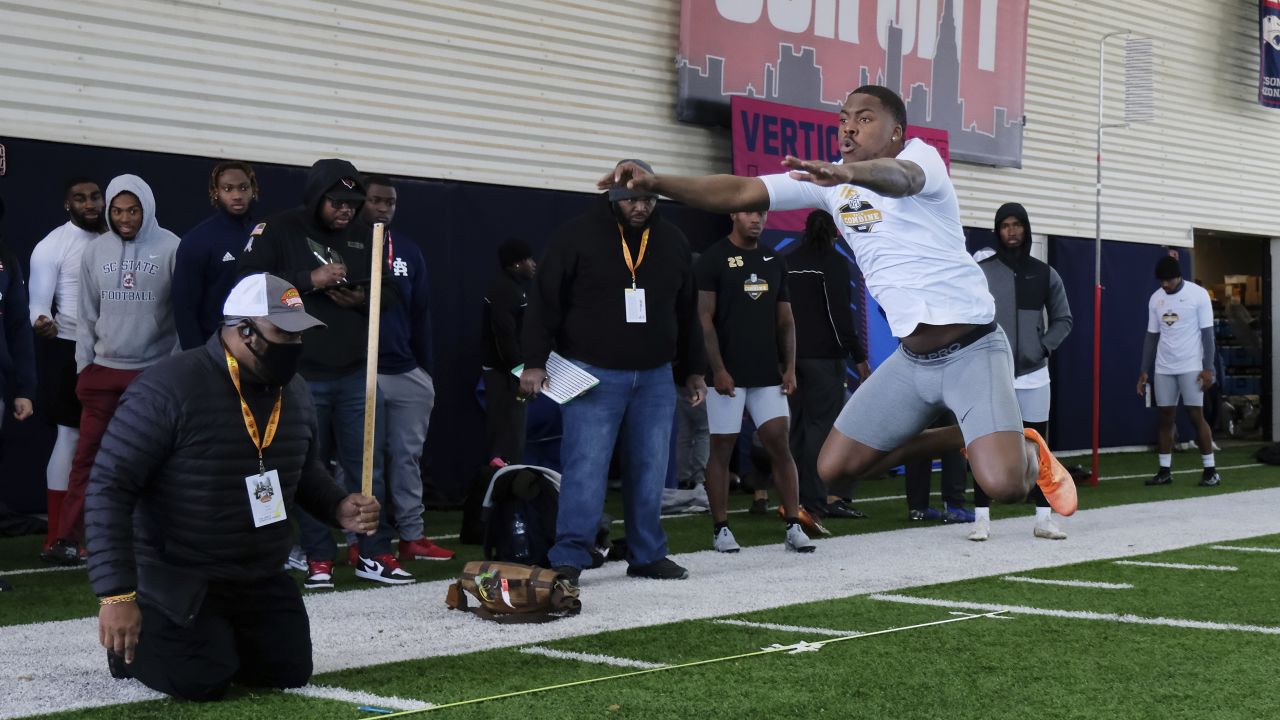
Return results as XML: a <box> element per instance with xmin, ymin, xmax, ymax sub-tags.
<box><xmin>904</xmin><ymin>413</ymin><xmax>966</xmax><ymax>509</ymax></box>
<box><xmin>129</xmin><ymin>572</ymin><xmax>312</xmax><ymax>701</ymax></box>
<box><xmin>789</xmin><ymin>358</ymin><xmax>853</xmax><ymax>508</ymax></box>
<box><xmin>484</xmin><ymin>368</ymin><xmax>527</xmax><ymax>464</ymax></box>
<box><xmin>972</xmin><ymin>420</ymin><xmax>1050</xmax><ymax>508</ymax></box>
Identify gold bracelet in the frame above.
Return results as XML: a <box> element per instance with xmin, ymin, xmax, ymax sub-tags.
<box><xmin>99</xmin><ymin>592</ymin><xmax>137</xmax><ymax>606</ymax></box>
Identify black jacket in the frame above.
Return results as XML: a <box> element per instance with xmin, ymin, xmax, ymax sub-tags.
<box><xmin>523</xmin><ymin>194</ymin><xmax>706</xmax><ymax>379</ymax></box>
<box><xmin>85</xmin><ymin>334</ymin><xmax>347</xmax><ymax>625</ymax></box>
<box><xmin>237</xmin><ymin>159</ymin><xmax>396</xmax><ymax>379</ymax></box>
<box><xmin>785</xmin><ymin>242</ymin><xmax>866</xmax><ymax>363</ymax></box>
<box><xmin>482</xmin><ymin>268</ymin><xmax>528</xmax><ymax>371</ymax></box>
<box><xmin>0</xmin><ymin>239</ymin><xmax>37</xmax><ymax>401</ymax></box>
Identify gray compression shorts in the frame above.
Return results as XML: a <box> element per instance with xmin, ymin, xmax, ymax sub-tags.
<box><xmin>834</xmin><ymin>325</ymin><xmax>1024</xmax><ymax>450</ymax></box>
<box><xmin>1153</xmin><ymin>371</ymin><xmax>1204</xmax><ymax>408</ymax></box>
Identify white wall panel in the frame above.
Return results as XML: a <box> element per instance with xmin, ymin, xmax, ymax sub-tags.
<box><xmin>1</xmin><ymin>0</ymin><xmax>1277</xmax><ymax>245</ymax></box>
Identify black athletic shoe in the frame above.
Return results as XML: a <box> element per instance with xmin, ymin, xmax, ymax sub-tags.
<box><xmin>626</xmin><ymin>557</ymin><xmax>689</xmax><ymax>580</ymax></box>
<box><xmin>0</xmin><ymin>578</ymin><xmax>11</xmax><ymax>592</ymax></box>
<box><xmin>823</xmin><ymin>500</ymin><xmax>868</xmax><ymax>519</ymax></box>
<box><xmin>41</xmin><ymin>539</ymin><xmax>83</xmax><ymax>566</ymax></box>
<box><xmin>748</xmin><ymin>498</ymin><xmax>769</xmax><ymax>514</ymax></box>
<box><xmin>1199</xmin><ymin>471</ymin><xmax>1221</xmax><ymax>487</ymax></box>
<box><xmin>107</xmin><ymin>650</ymin><xmax>130</xmax><ymax>680</ymax></box>
<box><xmin>1145</xmin><ymin>470</ymin><xmax>1173</xmax><ymax>486</ymax></box>
<box><xmin>908</xmin><ymin>508</ymin><xmax>942</xmax><ymax>521</ymax></box>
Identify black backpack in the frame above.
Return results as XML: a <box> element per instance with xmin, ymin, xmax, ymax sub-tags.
<box><xmin>1256</xmin><ymin>443</ymin><xmax>1280</xmax><ymax>466</ymax></box>
<box><xmin>481</xmin><ymin>466</ymin><xmax>561</xmax><ymax>567</ymax></box>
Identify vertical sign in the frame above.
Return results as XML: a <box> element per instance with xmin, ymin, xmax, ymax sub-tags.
<box><xmin>1262</xmin><ymin>0</ymin><xmax>1280</xmax><ymax>107</ymax></box>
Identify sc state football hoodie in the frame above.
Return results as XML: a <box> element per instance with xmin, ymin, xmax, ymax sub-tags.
<box><xmin>76</xmin><ymin>174</ymin><xmax>181</xmax><ymax>372</ymax></box>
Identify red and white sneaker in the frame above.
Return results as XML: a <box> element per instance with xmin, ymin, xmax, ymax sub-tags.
<box><xmin>398</xmin><ymin>537</ymin><xmax>456</xmax><ymax>562</ymax></box>
<box><xmin>304</xmin><ymin>560</ymin><xmax>335</xmax><ymax>590</ymax></box>
<box><xmin>354</xmin><ymin>554</ymin><xmax>415</xmax><ymax>585</ymax></box>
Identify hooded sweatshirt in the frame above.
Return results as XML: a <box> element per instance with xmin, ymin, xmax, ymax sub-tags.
<box><xmin>975</xmin><ymin>203</ymin><xmax>1072</xmax><ymax>378</ymax></box>
<box><xmin>173</xmin><ymin>204</ymin><xmax>260</xmax><ymax>349</ymax></box>
<box><xmin>76</xmin><ymin>175</ymin><xmax>181</xmax><ymax>372</ymax></box>
<box><xmin>237</xmin><ymin>159</ymin><xmax>396</xmax><ymax>380</ymax></box>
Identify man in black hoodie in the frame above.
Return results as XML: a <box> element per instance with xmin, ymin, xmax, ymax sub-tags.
<box><xmin>969</xmin><ymin>202</ymin><xmax>1072</xmax><ymax>541</ymax></box>
<box><xmin>482</xmin><ymin>238</ymin><xmax>536</xmax><ymax>463</ymax></box>
<box><xmin>238</xmin><ymin>159</ymin><xmax>409</xmax><ymax>588</ymax></box>
<box><xmin>521</xmin><ymin>160</ymin><xmax>707</xmax><ymax>585</ymax></box>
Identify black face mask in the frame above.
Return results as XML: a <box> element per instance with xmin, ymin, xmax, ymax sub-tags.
<box><xmin>244</xmin><ymin>324</ymin><xmax>303</xmax><ymax>387</ymax></box>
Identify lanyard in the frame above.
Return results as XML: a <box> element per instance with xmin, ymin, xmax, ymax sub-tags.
<box><xmin>224</xmin><ymin>349</ymin><xmax>282</xmax><ymax>475</ymax></box>
<box><xmin>617</xmin><ymin>224</ymin><xmax>649</xmax><ymax>289</ymax></box>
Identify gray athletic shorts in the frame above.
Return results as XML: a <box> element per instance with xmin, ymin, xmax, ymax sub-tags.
<box><xmin>1153</xmin><ymin>371</ymin><xmax>1204</xmax><ymax>408</ymax></box>
<box><xmin>834</xmin><ymin>325</ymin><xmax>1024</xmax><ymax>450</ymax></box>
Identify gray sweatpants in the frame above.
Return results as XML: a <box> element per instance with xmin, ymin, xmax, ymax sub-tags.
<box><xmin>378</xmin><ymin>367</ymin><xmax>436</xmax><ymax>540</ymax></box>
<box><xmin>675</xmin><ymin>382</ymin><xmax>709</xmax><ymax>487</ymax></box>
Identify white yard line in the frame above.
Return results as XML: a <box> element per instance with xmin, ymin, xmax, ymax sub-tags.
<box><xmin>519</xmin><ymin>646</ymin><xmax>666</xmax><ymax>669</ymax></box>
<box><xmin>1113</xmin><ymin>560</ymin><xmax>1237</xmax><ymax>572</ymax></box>
<box><xmin>0</xmin><ymin>566</ymin><xmax>82</xmax><ymax>578</ymax></box>
<box><xmin>284</xmin><ymin>684</ymin><xmax>433</xmax><ymax>711</ymax></box>
<box><xmin>4</xmin><ymin>487</ymin><xmax>1279</xmax><ymax>720</ymax></box>
<box><xmin>1001</xmin><ymin>576</ymin><xmax>1133</xmax><ymax>590</ymax></box>
<box><xmin>870</xmin><ymin>594</ymin><xmax>1280</xmax><ymax>635</ymax></box>
<box><xmin>711</xmin><ymin>619</ymin><xmax>859</xmax><ymax>637</ymax></box>
<box><xmin>1098</xmin><ymin>463</ymin><xmax>1261</xmax><ymax>481</ymax></box>
<box><xmin>1210</xmin><ymin>545</ymin><xmax>1280</xmax><ymax>554</ymax></box>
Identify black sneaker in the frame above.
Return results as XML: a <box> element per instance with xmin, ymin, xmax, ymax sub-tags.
<box><xmin>908</xmin><ymin>508</ymin><xmax>942</xmax><ymax>521</ymax></box>
<box><xmin>748</xmin><ymin>498</ymin><xmax>769</xmax><ymax>514</ymax></box>
<box><xmin>41</xmin><ymin>539</ymin><xmax>84</xmax><ymax>566</ymax></box>
<box><xmin>552</xmin><ymin>565</ymin><xmax>582</xmax><ymax>590</ymax></box>
<box><xmin>1145</xmin><ymin>470</ymin><xmax>1173</xmax><ymax>486</ymax></box>
<box><xmin>823</xmin><ymin>500</ymin><xmax>868</xmax><ymax>519</ymax></box>
<box><xmin>1199</xmin><ymin>471</ymin><xmax>1221</xmax><ymax>487</ymax></box>
<box><xmin>107</xmin><ymin>650</ymin><xmax>130</xmax><ymax>680</ymax></box>
<box><xmin>626</xmin><ymin>557</ymin><xmax>689</xmax><ymax>580</ymax></box>
<box><xmin>0</xmin><ymin>578</ymin><xmax>11</xmax><ymax>592</ymax></box>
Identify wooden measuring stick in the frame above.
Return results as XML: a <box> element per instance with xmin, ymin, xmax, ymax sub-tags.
<box><xmin>361</xmin><ymin>222</ymin><xmax>385</xmax><ymax>497</ymax></box>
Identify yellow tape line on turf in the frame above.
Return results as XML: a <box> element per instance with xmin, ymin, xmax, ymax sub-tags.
<box><xmin>372</xmin><ymin>610</ymin><xmax>1007</xmax><ymax>717</ymax></box>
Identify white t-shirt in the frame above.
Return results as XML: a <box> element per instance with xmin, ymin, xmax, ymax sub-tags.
<box><xmin>1147</xmin><ymin>280</ymin><xmax>1213</xmax><ymax>375</ymax></box>
<box><xmin>28</xmin><ymin>221</ymin><xmax>98</xmax><ymax>341</ymax></box>
<box><xmin>760</xmin><ymin>139</ymin><xmax>994</xmax><ymax>338</ymax></box>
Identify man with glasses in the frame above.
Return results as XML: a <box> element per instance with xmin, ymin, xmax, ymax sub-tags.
<box><xmin>174</xmin><ymin>161</ymin><xmax>262</xmax><ymax>349</ymax></box>
<box><xmin>238</xmin><ymin>159</ymin><xmax>409</xmax><ymax>589</ymax></box>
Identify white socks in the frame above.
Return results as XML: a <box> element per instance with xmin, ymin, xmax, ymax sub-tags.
<box><xmin>46</xmin><ymin>425</ymin><xmax>78</xmax><ymax>491</ymax></box>
<box><xmin>1202</xmin><ymin>453</ymin><xmax>1215</xmax><ymax>468</ymax></box>
<box><xmin>974</xmin><ymin>506</ymin><xmax>991</xmax><ymax>521</ymax></box>
<box><xmin>1157</xmin><ymin>453</ymin><xmax>1172</xmax><ymax>469</ymax></box>
<box><xmin>1035</xmin><ymin>506</ymin><xmax>1051</xmax><ymax>521</ymax></box>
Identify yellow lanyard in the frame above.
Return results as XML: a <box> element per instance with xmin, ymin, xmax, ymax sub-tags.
<box><xmin>618</xmin><ymin>224</ymin><xmax>649</xmax><ymax>289</ymax></box>
<box><xmin>224</xmin><ymin>349</ymin><xmax>282</xmax><ymax>475</ymax></box>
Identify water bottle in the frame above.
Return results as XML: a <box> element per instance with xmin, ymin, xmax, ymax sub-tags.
<box><xmin>510</xmin><ymin>512</ymin><xmax>531</xmax><ymax>562</ymax></box>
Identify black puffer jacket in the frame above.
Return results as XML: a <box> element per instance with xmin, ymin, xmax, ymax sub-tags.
<box><xmin>86</xmin><ymin>333</ymin><xmax>347</xmax><ymax>625</ymax></box>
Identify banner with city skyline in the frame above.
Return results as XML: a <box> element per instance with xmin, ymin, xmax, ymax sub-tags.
<box><xmin>678</xmin><ymin>0</ymin><xmax>1029</xmax><ymax>167</ymax></box>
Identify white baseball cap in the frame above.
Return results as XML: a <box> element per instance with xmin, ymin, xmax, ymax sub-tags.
<box><xmin>223</xmin><ymin>273</ymin><xmax>326</xmax><ymax>333</ymax></box>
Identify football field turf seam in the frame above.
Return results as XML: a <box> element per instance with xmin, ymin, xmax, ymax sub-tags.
<box><xmin>519</xmin><ymin>646</ymin><xmax>667</xmax><ymax>669</ymax></box>
<box><xmin>711</xmin><ymin>619</ymin><xmax>861</xmax><ymax>636</ymax></box>
<box><xmin>283</xmin><ymin>684</ymin><xmax>433</xmax><ymax>711</ymax></box>
<box><xmin>1001</xmin><ymin>576</ymin><xmax>1133</xmax><ymax>589</ymax></box>
<box><xmin>1210</xmin><ymin>545</ymin><xmax>1280</xmax><ymax>554</ymax></box>
<box><xmin>869</xmin><ymin>594</ymin><xmax>1280</xmax><ymax>635</ymax></box>
<box><xmin>4</xmin><ymin>488</ymin><xmax>1278</xmax><ymax>719</ymax></box>
<box><xmin>1112</xmin><ymin>560</ymin><xmax>1238</xmax><ymax>571</ymax></box>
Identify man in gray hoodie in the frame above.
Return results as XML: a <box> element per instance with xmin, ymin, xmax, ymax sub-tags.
<box><xmin>46</xmin><ymin>175</ymin><xmax>180</xmax><ymax>563</ymax></box>
<box><xmin>969</xmin><ymin>202</ymin><xmax>1072</xmax><ymax>541</ymax></box>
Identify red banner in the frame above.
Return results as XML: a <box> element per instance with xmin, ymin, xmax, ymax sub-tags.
<box><xmin>680</xmin><ymin>0</ymin><xmax>1026</xmax><ymax>167</ymax></box>
<box><xmin>731</xmin><ymin>96</ymin><xmax>949</xmax><ymax>231</ymax></box>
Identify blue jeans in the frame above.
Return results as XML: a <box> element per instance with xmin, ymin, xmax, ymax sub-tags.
<box><xmin>548</xmin><ymin>361</ymin><xmax>676</xmax><ymax>570</ymax></box>
<box><xmin>297</xmin><ymin>370</ymin><xmax>391</xmax><ymax>560</ymax></box>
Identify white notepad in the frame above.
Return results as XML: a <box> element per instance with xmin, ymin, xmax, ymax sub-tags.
<box><xmin>511</xmin><ymin>352</ymin><xmax>600</xmax><ymax>404</ymax></box>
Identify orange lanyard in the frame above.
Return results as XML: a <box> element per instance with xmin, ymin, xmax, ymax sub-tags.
<box><xmin>224</xmin><ymin>349</ymin><xmax>282</xmax><ymax>475</ymax></box>
<box><xmin>617</xmin><ymin>224</ymin><xmax>649</xmax><ymax>288</ymax></box>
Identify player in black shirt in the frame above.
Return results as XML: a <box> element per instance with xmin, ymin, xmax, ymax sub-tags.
<box><xmin>694</xmin><ymin>211</ymin><xmax>816</xmax><ymax>554</ymax></box>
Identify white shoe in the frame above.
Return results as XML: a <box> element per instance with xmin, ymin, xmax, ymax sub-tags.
<box><xmin>1033</xmin><ymin>517</ymin><xmax>1067</xmax><ymax>540</ymax></box>
<box><xmin>784</xmin><ymin>524</ymin><xmax>816</xmax><ymax>553</ymax></box>
<box><xmin>713</xmin><ymin>526</ymin><xmax>741</xmax><ymax>553</ymax></box>
<box><xmin>968</xmin><ymin>517</ymin><xmax>990</xmax><ymax>542</ymax></box>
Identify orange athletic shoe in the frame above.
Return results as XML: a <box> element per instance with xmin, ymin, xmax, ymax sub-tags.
<box><xmin>1025</xmin><ymin>428</ymin><xmax>1076</xmax><ymax>516</ymax></box>
<box><xmin>779</xmin><ymin>505</ymin><xmax>831</xmax><ymax>536</ymax></box>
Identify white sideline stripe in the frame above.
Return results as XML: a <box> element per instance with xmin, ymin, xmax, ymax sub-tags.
<box><xmin>0</xmin><ymin>566</ymin><xmax>83</xmax><ymax>578</ymax></box>
<box><xmin>1113</xmin><ymin>560</ymin><xmax>1237</xmax><ymax>571</ymax></box>
<box><xmin>520</xmin><ymin>646</ymin><xmax>666</xmax><ymax>669</ymax></box>
<box><xmin>284</xmin><ymin>684</ymin><xmax>433</xmax><ymax>711</ymax></box>
<box><xmin>1100</xmin><ymin>463</ymin><xmax>1260</xmax><ymax>481</ymax></box>
<box><xmin>1002</xmin><ymin>576</ymin><xmax>1133</xmax><ymax>589</ymax></box>
<box><xmin>712</xmin><ymin>619</ymin><xmax>860</xmax><ymax>637</ymax></box>
<box><xmin>6</xmin><ymin>488</ymin><xmax>1280</xmax><ymax>720</ymax></box>
<box><xmin>870</xmin><ymin>594</ymin><xmax>1280</xmax><ymax>635</ymax></box>
<box><xmin>1211</xmin><ymin>545</ymin><xmax>1280</xmax><ymax>554</ymax></box>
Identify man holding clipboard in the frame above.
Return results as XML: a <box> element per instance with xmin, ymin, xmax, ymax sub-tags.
<box><xmin>521</xmin><ymin>159</ymin><xmax>708</xmax><ymax>586</ymax></box>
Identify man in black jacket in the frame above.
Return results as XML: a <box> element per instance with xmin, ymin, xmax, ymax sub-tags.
<box><xmin>238</xmin><ymin>159</ymin><xmax>409</xmax><ymax>589</ymax></box>
<box><xmin>520</xmin><ymin>160</ymin><xmax>707</xmax><ymax>584</ymax></box>
<box><xmin>87</xmin><ymin>273</ymin><xmax>381</xmax><ymax>701</ymax></box>
<box><xmin>482</xmin><ymin>237</ymin><xmax>535</xmax><ymax>463</ymax></box>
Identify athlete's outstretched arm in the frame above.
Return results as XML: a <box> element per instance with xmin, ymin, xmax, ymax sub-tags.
<box><xmin>781</xmin><ymin>156</ymin><xmax>924</xmax><ymax>198</ymax></box>
<box><xmin>599</xmin><ymin>165</ymin><xmax>770</xmax><ymax>214</ymax></box>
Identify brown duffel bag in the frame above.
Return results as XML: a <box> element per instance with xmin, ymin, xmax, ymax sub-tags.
<box><xmin>445</xmin><ymin>561</ymin><xmax>581</xmax><ymax>623</ymax></box>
